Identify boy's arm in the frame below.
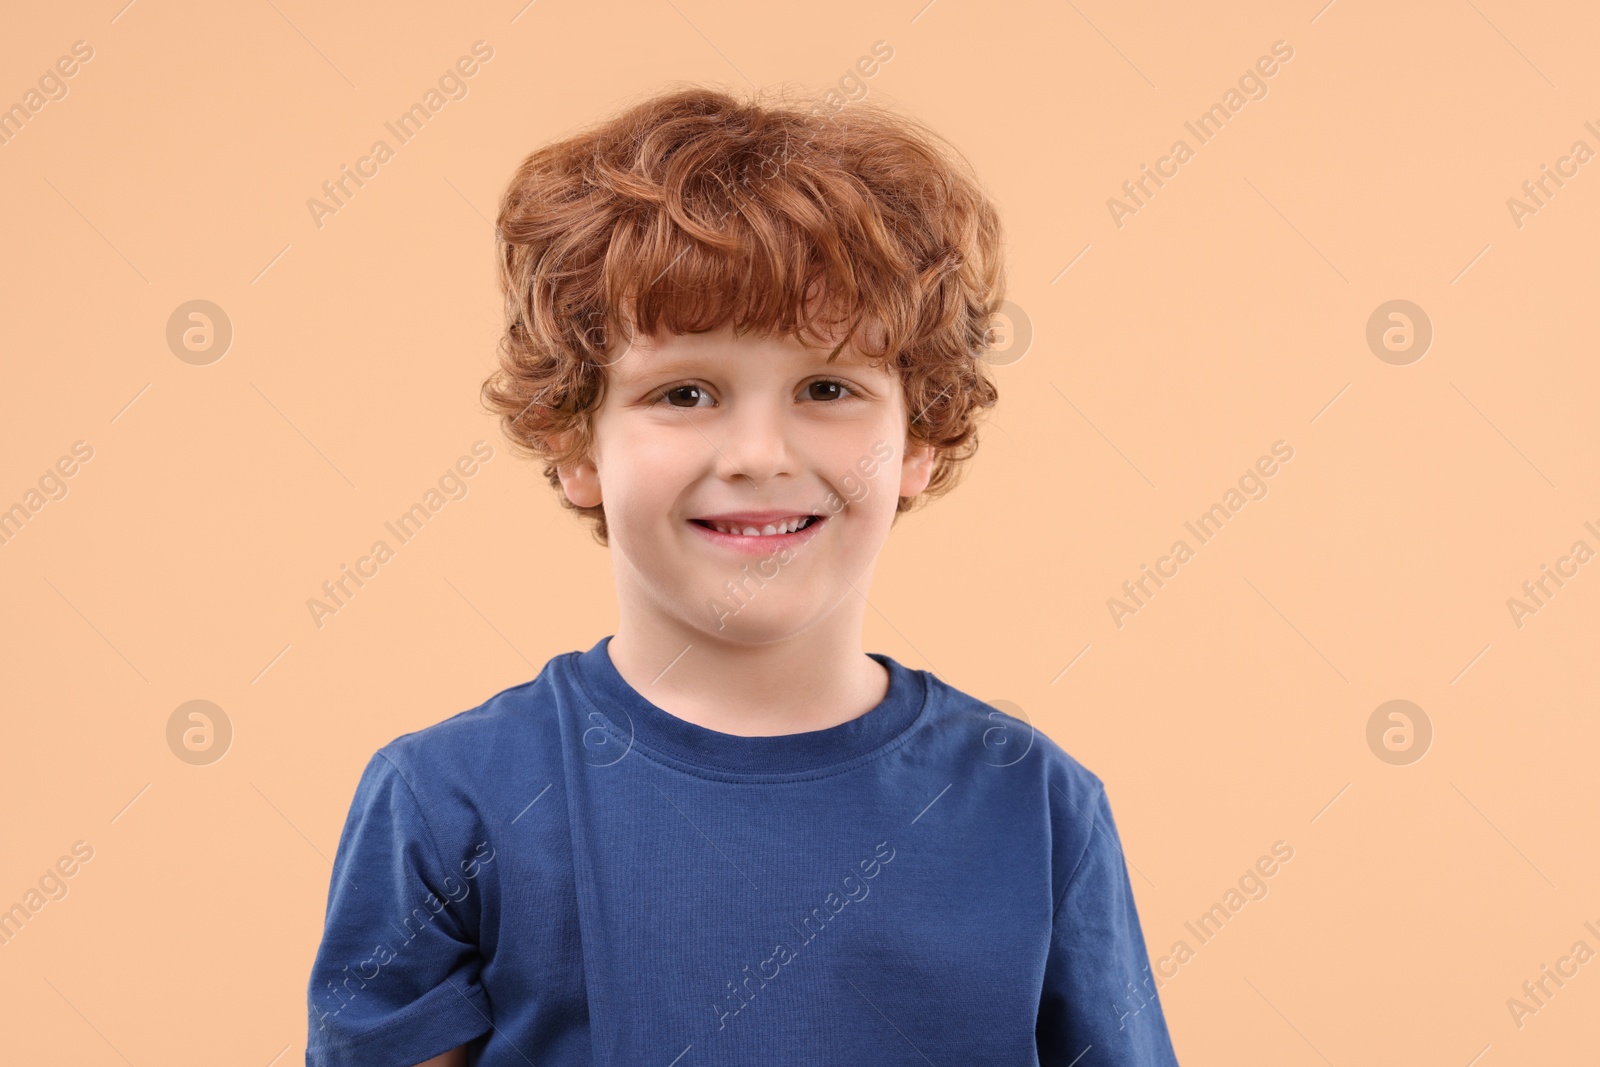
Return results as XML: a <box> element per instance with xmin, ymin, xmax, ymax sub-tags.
<box><xmin>1036</xmin><ymin>785</ymin><xmax>1181</xmax><ymax>1066</ymax></box>
<box><xmin>410</xmin><ymin>1048</ymin><xmax>466</xmax><ymax>1067</ymax></box>
<box><xmin>306</xmin><ymin>751</ymin><xmax>493</xmax><ymax>1066</ymax></box>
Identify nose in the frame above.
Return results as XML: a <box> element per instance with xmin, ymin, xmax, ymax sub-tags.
<box><xmin>711</xmin><ymin>394</ymin><xmax>796</xmax><ymax>484</ymax></box>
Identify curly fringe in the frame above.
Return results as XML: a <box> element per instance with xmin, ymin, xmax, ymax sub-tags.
<box><xmin>480</xmin><ymin>82</ymin><xmax>1007</xmax><ymax>546</ymax></box>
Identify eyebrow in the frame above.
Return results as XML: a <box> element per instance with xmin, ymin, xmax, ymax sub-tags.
<box><xmin>619</xmin><ymin>350</ymin><xmax>869</xmax><ymax>382</ymax></box>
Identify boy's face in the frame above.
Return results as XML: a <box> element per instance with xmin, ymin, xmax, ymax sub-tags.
<box><xmin>556</xmin><ymin>322</ymin><xmax>936</xmax><ymax>644</ymax></box>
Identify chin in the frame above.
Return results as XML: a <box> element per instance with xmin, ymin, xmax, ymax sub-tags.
<box><xmin>699</xmin><ymin>603</ymin><xmax>817</xmax><ymax>645</ymax></box>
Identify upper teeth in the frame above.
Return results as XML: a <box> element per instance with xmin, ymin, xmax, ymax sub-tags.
<box><xmin>706</xmin><ymin>517</ymin><xmax>811</xmax><ymax>536</ymax></box>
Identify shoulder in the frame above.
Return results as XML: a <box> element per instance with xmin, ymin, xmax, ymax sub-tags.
<box><xmin>917</xmin><ymin>669</ymin><xmax>1107</xmax><ymax>799</ymax></box>
<box><xmin>916</xmin><ymin>670</ymin><xmax>1112</xmax><ymax>898</ymax></box>
<box><xmin>363</xmin><ymin>654</ymin><xmax>576</xmax><ymax>823</ymax></box>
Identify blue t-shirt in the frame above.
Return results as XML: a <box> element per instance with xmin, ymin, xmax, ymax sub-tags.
<box><xmin>305</xmin><ymin>636</ymin><xmax>1180</xmax><ymax>1066</ymax></box>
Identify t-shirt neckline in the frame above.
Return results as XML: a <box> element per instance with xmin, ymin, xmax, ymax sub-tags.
<box><xmin>564</xmin><ymin>635</ymin><xmax>928</xmax><ymax>779</ymax></box>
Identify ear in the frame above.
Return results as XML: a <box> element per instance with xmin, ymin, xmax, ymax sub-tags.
<box><xmin>553</xmin><ymin>434</ymin><xmax>603</xmax><ymax>509</ymax></box>
<box><xmin>898</xmin><ymin>439</ymin><xmax>936</xmax><ymax>499</ymax></box>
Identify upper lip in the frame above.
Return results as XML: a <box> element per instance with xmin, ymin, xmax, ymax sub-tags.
<box><xmin>691</xmin><ymin>510</ymin><xmax>821</xmax><ymax>524</ymax></box>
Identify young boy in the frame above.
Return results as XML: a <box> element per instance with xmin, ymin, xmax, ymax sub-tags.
<box><xmin>305</xmin><ymin>85</ymin><xmax>1181</xmax><ymax>1066</ymax></box>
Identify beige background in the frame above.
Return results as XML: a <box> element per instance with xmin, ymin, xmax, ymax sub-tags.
<box><xmin>2</xmin><ymin>0</ymin><xmax>1597</xmax><ymax>1063</ymax></box>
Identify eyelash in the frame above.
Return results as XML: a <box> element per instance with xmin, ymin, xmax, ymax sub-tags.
<box><xmin>650</xmin><ymin>376</ymin><xmax>860</xmax><ymax>408</ymax></box>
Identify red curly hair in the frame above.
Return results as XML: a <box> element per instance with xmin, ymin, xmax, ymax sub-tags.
<box><xmin>480</xmin><ymin>82</ymin><xmax>1007</xmax><ymax>546</ymax></box>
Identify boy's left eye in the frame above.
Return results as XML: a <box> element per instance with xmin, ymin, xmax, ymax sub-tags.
<box><xmin>803</xmin><ymin>378</ymin><xmax>855</xmax><ymax>402</ymax></box>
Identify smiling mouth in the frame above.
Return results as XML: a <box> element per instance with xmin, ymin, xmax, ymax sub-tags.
<box><xmin>689</xmin><ymin>516</ymin><xmax>823</xmax><ymax>537</ymax></box>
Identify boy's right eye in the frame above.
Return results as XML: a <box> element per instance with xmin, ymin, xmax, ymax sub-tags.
<box><xmin>654</xmin><ymin>383</ymin><xmax>711</xmax><ymax>408</ymax></box>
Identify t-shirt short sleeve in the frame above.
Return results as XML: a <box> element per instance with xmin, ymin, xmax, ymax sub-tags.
<box><xmin>305</xmin><ymin>751</ymin><xmax>493</xmax><ymax>1067</ymax></box>
<box><xmin>1036</xmin><ymin>785</ymin><xmax>1181</xmax><ymax>1066</ymax></box>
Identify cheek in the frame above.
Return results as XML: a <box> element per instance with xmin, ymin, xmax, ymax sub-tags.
<box><xmin>824</xmin><ymin>463</ymin><xmax>881</xmax><ymax>519</ymax></box>
<box><xmin>603</xmin><ymin>429</ymin><xmax>672</xmax><ymax>498</ymax></box>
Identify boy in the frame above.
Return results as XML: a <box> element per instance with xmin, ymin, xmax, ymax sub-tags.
<box><xmin>305</xmin><ymin>84</ymin><xmax>1181</xmax><ymax>1066</ymax></box>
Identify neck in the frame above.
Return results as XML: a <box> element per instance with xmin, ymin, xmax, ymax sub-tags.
<box><xmin>604</xmin><ymin>606</ymin><xmax>888</xmax><ymax>738</ymax></box>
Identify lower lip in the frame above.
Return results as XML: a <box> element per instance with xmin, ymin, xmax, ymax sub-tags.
<box><xmin>688</xmin><ymin>516</ymin><xmax>828</xmax><ymax>555</ymax></box>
